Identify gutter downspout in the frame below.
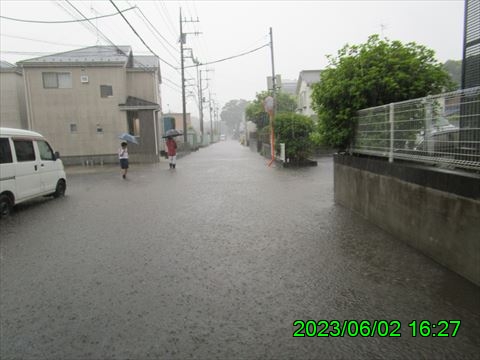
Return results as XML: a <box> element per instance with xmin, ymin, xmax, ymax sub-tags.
<box><xmin>153</xmin><ymin>110</ymin><xmax>159</xmax><ymax>157</ymax></box>
<box><xmin>23</xmin><ymin>68</ymin><xmax>33</xmax><ymax>130</ymax></box>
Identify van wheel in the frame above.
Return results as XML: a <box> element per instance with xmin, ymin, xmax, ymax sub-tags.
<box><xmin>53</xmin><ymin>180</ymin><xmax>66</xmax><ymax>198</ymax></box>
<box><xmin>0</xmin><ymin>194</ymin><xmax>13</xmax><ymax>218</ymax></box>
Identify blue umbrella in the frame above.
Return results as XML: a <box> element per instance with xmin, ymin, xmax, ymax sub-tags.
<box><xmin>118</xmin><ymin>133</ymin><xmax>139</xmax><ymax>144</ymax></box>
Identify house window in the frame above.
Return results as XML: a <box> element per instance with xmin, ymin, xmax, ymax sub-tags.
<box><xmin>128</xmin><ymin>117</ymin><xmax>140</xmax><ymax>136</ymax></box>
<box><xmin>42</xmin><ymin>72</ymin><xmax>72</xmax><ymax>88</ymax></box>
<box><xmin>100</xmin><ymin>85</ymin><xmax>113</xmax><ymax>98</ymax></box>
<box><xmin>70</xmin><ymin>124</ymin><xmax>77</xmax><ymax>133</ymax></box>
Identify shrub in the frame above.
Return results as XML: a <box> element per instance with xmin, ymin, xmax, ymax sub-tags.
<box><xmin>274</xmin><ymin>113</ymin><xmax>315</xmax><ymax>162</ymax></box>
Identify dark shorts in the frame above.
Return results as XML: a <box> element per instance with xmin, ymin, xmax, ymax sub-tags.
<box><xmin>120</xmin><ymin>158</ymin><xmax>129</xmax><ymax>169</ymax></box>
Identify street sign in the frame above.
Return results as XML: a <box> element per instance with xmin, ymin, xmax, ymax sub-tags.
<box><xmin>264</xmin><ymin>96</ymin><xmax>274</xmax><ymax>116</ymax></box>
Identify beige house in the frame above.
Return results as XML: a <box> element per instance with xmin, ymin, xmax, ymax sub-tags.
<box><xmin>296</xmin><ymin>70</ymin><xmax>321</xmax><ymax>119</ymax></box>
<box><xmin>0</xmin><ymin>61</ymin><xmax>27</xmax><ymax>129</ymax></box>
<box><xmin>18</xmin><ymin>46</ymin><xmax>162</xmax><ymax>164</ymax></box>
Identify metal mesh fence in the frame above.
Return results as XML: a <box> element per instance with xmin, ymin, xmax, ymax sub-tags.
<box><xmin>351</xmin><ymin>87</ymin><xmax>480</xmax><ymax>171</ymax></box>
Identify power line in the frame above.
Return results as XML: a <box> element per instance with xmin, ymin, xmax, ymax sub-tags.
<box><xmin>0</xmin><ymin>6</ymin><xmax>136</xmax><ymax>23</ymax></box>
<box><xmin>162</xmin><ymin>82</ymin><xmax>183</xmax><ymax>94</ymax></box>
<box><xmin>125</xmin><ymin>2</ymin><xmax>195</xmax><ymax>81</ymax></box>
<box><xmin>62</xmin><ymin>1</ymin><xmax>161</xmax><ymax>79</ymax></box>
<box><xmin>1</xmin><ymin>33</ymin><xmax>87</xmax><ymax>48</ymax></box>
<box><xmin>158</xmin><ymin>2</ymin><xmax>178</xmax><ymax>40</ymax></box>
<box><xmin>131</xmin><ymin>3</ymin><xmax>179</xmax><ymax>54</ymax></box>
<box><xmin>163</xmin><ymin>76</ymin><xmax>182</xmax><ymax>89</ymax></box>
<box><xmin>184</xmin><ymin>43</ymin><xmax>270</xmax><ymax>69</ymax></box>
<box><xmin>63</xmin><ymin>0</ymin><xmax>118</xmax><ymax>49</ymax></box>
<box><xmin>109</xmin><ymin>0</ymin><xmax>178</xmax><ymax>70</ymax></box>
<box><xmin>126</xmin><ymin>3</ymin><xmax>182</xmax><ymax>68</ymax></box>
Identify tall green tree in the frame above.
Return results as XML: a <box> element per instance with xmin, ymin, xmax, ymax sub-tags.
<box><xmin>311</xmin><ymin>35</ymin><xmax>455</xmax><ymax>149</ymax></box>
<box><xmin>220</xmin><ymin>99</ymin><xmax>248</xmax><ymax>134</ymax></box>
<box><xmin>443</xmin><ymin>59</ymin><xmax>462</xmax><ymax>89</ymax></box>
<box><xmin>245</xmin><ymin>91</ymin><xmax>297</xmax><ymax>128</ymax></box>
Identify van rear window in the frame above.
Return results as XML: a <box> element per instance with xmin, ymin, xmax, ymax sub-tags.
<box><xmin>13</xmin><ymin>140</ymin><xmax>36</xmax><ymax>162</ymax></box>
<box><xmin>0</xmin><ymin>138</ymin><xmax>13</xmax><ymax>164</ymax></box>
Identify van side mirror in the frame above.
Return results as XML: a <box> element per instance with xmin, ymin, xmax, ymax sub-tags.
<box><xmin>54</xmin><ymin>151</ymin><xmax>60</xmax><ymax>160</ymax></box>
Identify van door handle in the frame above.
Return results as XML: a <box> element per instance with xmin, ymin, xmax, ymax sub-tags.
<box><xmin>34</xmin><ymin>165</ymin><xmax>38</xmax><ymax>171</ymax></box>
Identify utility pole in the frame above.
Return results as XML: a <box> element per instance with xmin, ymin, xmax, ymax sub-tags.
<box><xmin>209</xmin><ymin>91</ymin><xmax>214</xmax><ymax>143</ymax></box>
<box><xmin>267</xmin><ymin>27</ymin><xmax>277</xmax><ymax>166</ymax></box>
<box><xmin>179</xmin><ymin>8</ymin><xmax>187</xmax><ymax>143</ymax></box>
<box><xmin>179</xmin><ymin>8</ymin><xmax>200</xmax><ymax>143</ymax></box>
<box><xmin>194</xmin><ymin>60</ymin><xmax>203</xmax><ymax>142</ymax></box>
<box><xmin>270</xmin><ymin>27</ymin><xmax>276</xmax><ymax>99</ymax></box>
<box><xmin>215</xmin><ymin>104</ymin><xmax>220</xmax><ymax>135</ymax></box>
<box><xmin>199</xmin><ymin>69</ymin><xmax>212</xmax><ymax>144</ymax></box>
<box><xmin>194</xmin><ymin>61</ymin><xmax>209</xmax><ymax>145</ymax></box>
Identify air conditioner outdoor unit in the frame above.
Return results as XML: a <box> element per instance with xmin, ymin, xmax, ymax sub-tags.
<box><xmin>80</xmin><ymin>75</ymin><xmax>89</xmax><ymax>83</ymax></box>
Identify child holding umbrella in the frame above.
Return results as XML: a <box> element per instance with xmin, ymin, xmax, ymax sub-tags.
<box><xmin>118</xmin><ymin>141</ymin><xmax>129</xmax><ymax>179</ymax></box>
<box><xmin>165</xmin><ymin>136</ymin><xmax>177</xmax><ymax>169</ymax></box>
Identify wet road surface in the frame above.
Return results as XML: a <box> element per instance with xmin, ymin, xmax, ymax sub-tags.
<box><xmin>1</xmin><ymin>140</ymin><xmax>479</xmax><ymax>359</ymax></box>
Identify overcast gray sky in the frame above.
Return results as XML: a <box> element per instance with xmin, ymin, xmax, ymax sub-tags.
<box><xmin>0</xmin><ymin>0</ymin><xmax>465</xmax><ymax>117</ymax></box>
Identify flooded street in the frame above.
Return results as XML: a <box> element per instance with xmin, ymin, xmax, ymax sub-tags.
<box><xmin>1</xmin><ymin>141</ymin><xmax>479</xmax><ymax>359</ymax></box>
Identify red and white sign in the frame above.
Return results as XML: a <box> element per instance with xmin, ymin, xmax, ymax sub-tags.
<box><xmin>263</xmin><ymin>96</ymin><xmax>274</xmax><ymax>115</ymax></box>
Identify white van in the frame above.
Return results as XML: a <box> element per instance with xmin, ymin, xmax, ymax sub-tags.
<box><xmin>0</xmin><ymin>127</ymin><xmax>66</xmax><ymax>217</ymax></box>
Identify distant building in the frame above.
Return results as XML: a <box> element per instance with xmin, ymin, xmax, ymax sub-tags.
<box><xmin>0</xmin><ymin>61</ymin><xmax>27</xmax><ymax>129</ymax></box>
<box><xmin>17</xmin><ymin>46</ymin><xmax>162</xmax><ymax>164</ymax></box>
<box><xmin>279</xmin><ymin>79</ymin><xmax>297</xmax><ymax>96</ymax></box>
<box><xmin>460</xmin><ymin>0</ymin><xmax>480</xmax><ymax>158</ymax></box>
<box><xmin>267</xmin><ymin>75</ymin><xmax>296</xmax><ymax>96</ymax></box>
<box><xmin>162</xmin><ymin>112</ymin><xmax>191</xmax><ymax>134</ymax></box>
<box><xmin>462</xmin><ymin>0</ymin><xmax>480</xmax><ymax>89</ymax></box>
<box><xmin>296</xmin><ymin>70</ymin><xmax>321</xmax><ymax>118</ymax></box>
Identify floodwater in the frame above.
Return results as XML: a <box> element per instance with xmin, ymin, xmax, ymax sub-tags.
<box><xmin>1</xmin><ymin>140</ymin><xmax>479</xmax><ymax>359</ymax></box>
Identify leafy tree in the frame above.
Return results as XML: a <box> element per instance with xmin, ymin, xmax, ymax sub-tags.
<box><xmin>220</xmin><ymin>99</ymin><xmax>248</xmax><ymax>134</ymax></box>
<box><xmin>443</xmin><ymin>60</ymin><xmax>462</xmax><ymax>89</ymax></box>
<box><xmin>245</xmin><ymin>91</ymin><xmax>297</xmax><ymax>128</ymax></box>
<box><xmin>274</xmin><ymin>113</ymin><xmax>315</xmax><ymax>162</ymax></box>
<box><xmin>311</xmin><ymin>35</ymin><xmax>455</xmax><ymax>149</ymax></box>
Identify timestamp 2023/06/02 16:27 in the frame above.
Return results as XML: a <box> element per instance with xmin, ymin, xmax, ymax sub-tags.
<box><xmin>292</xmin><ymin>320</ymin><xmax>461</xmax><ymax>337</ymax></box>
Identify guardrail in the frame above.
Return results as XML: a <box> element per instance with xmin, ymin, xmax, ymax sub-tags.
<box><xmin>351</xmin><ymin>87</ymin><xmax>480</xmax><ymax>171</ymax></box>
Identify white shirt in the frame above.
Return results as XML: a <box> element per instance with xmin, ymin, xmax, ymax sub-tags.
<box><xmin>118</xmin><ymin>147</ymin><xmax>128</xmax><ymax>159</ymax></box>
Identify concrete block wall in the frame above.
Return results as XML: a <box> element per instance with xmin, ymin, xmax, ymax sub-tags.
<box><xmin>334</xmin><ymin>154</ymin><xmax>480</xmax><ymax>286</ymax></box>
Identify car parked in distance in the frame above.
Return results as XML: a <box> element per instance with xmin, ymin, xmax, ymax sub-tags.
<box><xmin>0</xmin><ymin>127</ymin><xmax>66</xmax><ymax>218</ymax></box>
<box><xmin>220</xmin><ymin>134</ymin><xmax>226</xmax><ymax>141</ymax></box>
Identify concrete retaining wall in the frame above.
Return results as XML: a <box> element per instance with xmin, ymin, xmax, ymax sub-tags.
<box><xmin>334</xmin><ymin>154</ymin><xmax>480</xmax><ymax>286</ymax></box>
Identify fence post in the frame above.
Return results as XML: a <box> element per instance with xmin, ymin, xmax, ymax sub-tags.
<box><xmin>389</xmin><ymin>103</ymin><xmax>394</xmax><ymax>163</ymax></box>
<box><xmin>425</xmin><ymin>96</ymin><xmax>434</xmax><ymax>154</ymax></box>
